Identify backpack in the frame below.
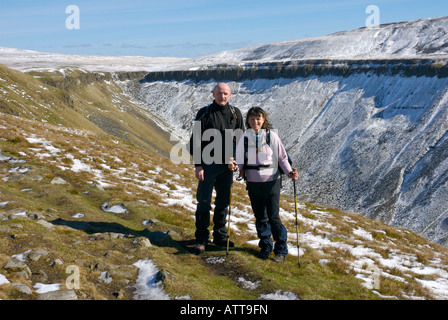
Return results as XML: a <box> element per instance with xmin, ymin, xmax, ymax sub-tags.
<box><xmin>265</xmin><ymin>129</ymin><xmax>293</xmax><ymax>174</ymax></box>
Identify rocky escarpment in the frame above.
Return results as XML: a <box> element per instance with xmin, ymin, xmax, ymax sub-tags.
<box><xmin>142</xmin><ymin>58</ymin><xmax>448</xmax><ymax>82</ymax></box>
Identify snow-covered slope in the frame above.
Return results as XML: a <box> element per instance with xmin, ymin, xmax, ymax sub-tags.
<box><xmin>0</xmin><ymin>47</ymin><xmax>188</xmax><ymax>72</ymax></box>
<box><xmin>189</xmin><ymin>16</ymin><xmax>448</xmax><ymax>66</ymax></box>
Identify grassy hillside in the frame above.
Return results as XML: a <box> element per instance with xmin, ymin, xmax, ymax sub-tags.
<box><xmin>0</xmin><ymin>64</ymin><xmax>172</xmax><ymax>156</ymax></box>
<box><xmin>1</xmin><ymin>64</ymin><xmax>448</xmax><ymax>300</ymax></box>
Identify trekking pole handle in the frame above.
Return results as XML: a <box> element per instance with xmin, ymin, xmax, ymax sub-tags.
<box><xmin>290</xmin><ymin>167</ymin><xmax>298</xmax><ymax>180</ymax></box>
<box><xmin>229</xmin><ymin>157</ymin><xmax>238</xmax><ymax>172</ymax></box>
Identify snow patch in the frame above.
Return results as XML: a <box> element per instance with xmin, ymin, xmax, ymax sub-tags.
<box><xmin>33</xmin><ymin>283</ymin><xmax>60</xmax><ymax>294</ymax></box>
<box><xmin>259</xmin><ymin>290</ymin><xmax>299</xmax><ymax>300</ymax></box>
<box><xmin>0</xmin><ymin>274</ymin><xmax>10</xmax><ymax>286</ymax></box>
<box><xmin>132</xmin><ymin>258</ymin><xmax>171</xmax><ymax>300</ymax></box>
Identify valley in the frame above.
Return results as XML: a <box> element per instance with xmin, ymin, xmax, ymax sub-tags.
<box><xmin>1</xmin><ymin>16</ymin><xmax>448</xmax><ymax>300</ymax></box>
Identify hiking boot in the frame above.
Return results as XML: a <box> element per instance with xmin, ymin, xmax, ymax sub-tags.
<box><xmin>213</xmin><ymin>238</ymin><xmax>234</xmax><ymax>248</ymax></box>
<box><xmin>194</xmin><ymin>243</ymin><xmax>206</xmax><ymax>254</ymax></box>
<box><xmin>258</xmin><ymin>249</ymin><xmax>271</xmax><ymax>260</ymax></box>
<box><xmin>273</xmin><ymin>254</ymin><xmax>286</xmax><ymax>263</ymax></box>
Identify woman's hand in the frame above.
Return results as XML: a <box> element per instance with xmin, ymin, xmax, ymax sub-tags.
<box><xmin>288</xmin><ymin>169</ymin><xmax>298</xmax><ymax>181</ymax></box>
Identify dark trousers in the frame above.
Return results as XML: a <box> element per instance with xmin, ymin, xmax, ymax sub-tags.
<box><xmin>195</xmin><ymin>164</ymin><xmax>233</xmax><ymax>245</ymax></box>
<box><xmin>247</xmin><ymin>179</ymin><xmax>288</xmax><ymax>256</ymax></box>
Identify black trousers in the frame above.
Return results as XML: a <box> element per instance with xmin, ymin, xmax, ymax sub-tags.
<box><xmin>195</xmin><ymin>164</ymin><xmax>233</xmax><ymax>245</ymax></box>
<box><xmin>247</xmin><ymin>179</ymin><xmax>288</xmax><ymax>256</ymax></box>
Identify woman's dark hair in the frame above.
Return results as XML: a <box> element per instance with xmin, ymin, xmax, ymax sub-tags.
<box><xmin>245</xmin><ymin>107</ymin><xmax>272</xmax><ymax>130</ymax></box>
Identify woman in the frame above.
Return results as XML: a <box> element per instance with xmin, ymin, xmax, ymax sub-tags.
<box><xmin>229</xmin><ymin>107</ymin><xmax>298</xmax><ymax>262</ymax></box>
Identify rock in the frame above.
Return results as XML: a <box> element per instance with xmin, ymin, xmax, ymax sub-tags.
<box><xmin>138</xmin><ymin>238</ymin><xmax>152</xmax><ymax>248</ymax></box>
<box><xmin>27</xmin><ymin>212</ymin><xmax>45</xmax><ymax>220</ymax></box>
<box><xmin>324</xmin><ymin>233</ymin><xmax>348</xmax><ymax>241</ymax></box>
<box><xmin>100</xmin><ymin>202</ymin><xmax>129</xmax><ymax>214</ymax></box>
<box><xmin>319</xmin><ymin>259</ymin><xmax>330</xmax><ymax>266</ymax></box>
<box><xmin>124</xmin><ymin>200</ymin><xmax>149</xmax><ymax>207</ymax></box>
<box><xmin>10</xmin><ymin>233</ymin><xmax>29</xmax><ymax>239</ymax></box>
<box><xmin>98</xmin><ymin>271</ymin><xmax>112</xmax><ymax>284</ymax></box>
<box><xmin>94</xmin><ymin>262</ymin><xmax>110</xmax><ymax>271</ymax></box>
<box><xmin>113</xmin><ymin>290</ymin><xmax>125</xmax><ymax>299</ymax></box>
<box><xmin>155</xmin><ymin>269</ymin><xmax>172</xmax><ymax>283</ymax></box>
<box><xmin>36</xmin><ymin>219</ymin><xmax>55</xmax><ymax>230</ymax></box>
<box><xmin>0</xmin><ymin>201</ymin><xmax>10</xmax><ymax>209</ymax></box>
<box><xmin>11</xmin><ymin>283</ymin><xmax>32</xmax><ymax>295</ymax></box>
<box><xmin>90</xmin><ymin>183</ymin><xmax>105</xmax><ymax>191</ymax></box>
<box><xmin>147</xmin><ymin>230</ymin><xmax>173</xmax><ymax>246</ymax></box>
<box><xmin>109</xmin><ymin>232</ymin><xmax>127</xmax><ymax>239</ymax></box>
<box><xmin>32</xmin><ymin>269</ymin><xmax>49</xmax><ymax>283</ymax></box>
<box><xmin>3</xmin><ymin>259</ymin><xmax>32</xmax><ymax>277</ymax></box>
<box><xmin>166</xmin><ymin>229</ymin><xmax>180</xmax><ymax>238</ymax></box>
<box><xmin>89</xmin><ymin>232</ymin><xmax>127</xmax><ymax>240</ymax></box>
<box><xmin>38</xmin><ymin>290</ymin><xmax>78</xmax><ymax>300</ymax></box>
<box><xmin>7</xmin><ymin>208</ymin><xmax>28</xmax><ymax>219</ymax></box>
<box><xmin>142</xmin><ymin>220</ymin><xmax>153</xmax><ymax>226</ymax></box>
<box><xmin>50</xmin><ymin>259</ymin><xmax>64</xmax><ymax>267</ymax></box>
<box><xmin>50</xmin><ymin>177</ymin><xmax>67</xmax><ymax>185</ymax></box>
<box><xmin>9</xmin><ymin>173</ymin><xmax>43</xmax><ymax>182</ymax></box>
<box><xmin>110</xmin><ymin>267</ymin><xmax>135</xmax><ymax>279</ymax></box>
<box><xmin>0</xmin><ymin>153</ymin><xmax>11</xmax><ymax>161</ymax></box>
<box><xmin>72</xmin><ymin>212</ymin><xmax>84</xmax><ymax>218</ymax></box>
<box><xmin>16</xmin><ymin>270</ymin><xmax>30</xmax><ymax>281</ymax></box>
<box><xmin>142</xmin><ymin>218</ymin><xmax>161</xmax><ymax>227</ymax></box>
<box><xmin>0</xmin><ymin>225</ymin><xmax>12</xmax><ymax>233</ymax></box>
<box><xmin>28</xmin><ymin>249</ymin><xmax>50</xmax><ymax>262</ymax></box>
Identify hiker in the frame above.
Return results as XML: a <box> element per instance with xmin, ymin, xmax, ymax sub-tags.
<box><xmin>190</xmin><ymin>83</ymin><xmax>244</xmax><ymax>254</ymax></box>
<box><xmin>229</xmin><ymin>107</ymin><xmax>298</xmax><ymax>262</ymax></box>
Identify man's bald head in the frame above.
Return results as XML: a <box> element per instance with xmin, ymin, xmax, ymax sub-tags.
<box><xmin>212</xmin><ymin>83</ymin><xmax>232</xmax><ymax>106</ymax></box>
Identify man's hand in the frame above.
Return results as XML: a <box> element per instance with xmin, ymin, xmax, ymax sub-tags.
<box><xmin>195</xmin><ymin>166</ymin><xmax>205</xmax><ymax>181</ymax></box>
<box><xmin>228</xmin><ymin>158</ymin><xmax>237</xmax><ymax>171</ymax></box>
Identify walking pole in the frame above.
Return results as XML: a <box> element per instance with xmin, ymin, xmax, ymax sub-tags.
<box><xmin>226</xmin><ymin>157</ymin><xmax>236</xmax><ymax>258</ymax></box>
<box><xmin>226</xmin><ymin>136</ymin><xmax>238</xmax><ymax>258</ymax></box>
<box><xmin>293</xmin><ymin>168</ymin><xmax>301</xmax><ymax>267</ymax></box>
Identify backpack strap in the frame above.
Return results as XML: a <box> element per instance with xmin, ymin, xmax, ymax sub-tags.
<box><xmin>196</xmin><ymin>105</ymin><xmax>212</xmax><ymax>130</ymax></box>
<box><xmin>228</xmin><ymin>104</ymin><xmax>238</xmax><ymax>123</ymax></box>
<box><xmin>232</xmin><ymin>135</ymin><xmax>236</xmax><ymax>159</ymax></box>
<box><xmin>244</xmin><ymin>136</ymin><xmax>248</xmax><ymax>169</ymax></box>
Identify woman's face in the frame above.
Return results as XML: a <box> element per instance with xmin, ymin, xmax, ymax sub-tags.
<box><xmin>248</xmin><ymin>115</ymin><xmax>265</xmax><ymax>133</ymax></box>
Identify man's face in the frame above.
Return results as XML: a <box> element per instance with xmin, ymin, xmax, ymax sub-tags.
<box><xmin>213</xmin><ymin>85</ymin><xmax>232</xmax><ymax>106</ymax></box>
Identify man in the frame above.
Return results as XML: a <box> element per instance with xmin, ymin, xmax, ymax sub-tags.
<box><xmin>191</xmin><ymin>83</ymin><xmax>244</xmax><ymax>254</ymax></box>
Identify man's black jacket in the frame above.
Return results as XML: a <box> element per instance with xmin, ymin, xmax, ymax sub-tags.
<box><xmin>189</xmin><ymin>101</ymin><xmax>244</xmax><ymax>166</ymax></box>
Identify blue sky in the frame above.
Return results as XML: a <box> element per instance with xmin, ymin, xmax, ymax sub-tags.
<box><xmin>0</xmin><ymin>0</ymin><xmax>447</xmax><ymax>57</ymax></box>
